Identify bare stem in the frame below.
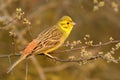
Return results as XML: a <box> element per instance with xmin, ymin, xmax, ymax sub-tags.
<box><xmin>30</xmin><ymin>55</ymin><xmax>46</xmax><ymax>80</ymax></box>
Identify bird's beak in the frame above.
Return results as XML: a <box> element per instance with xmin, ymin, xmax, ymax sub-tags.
<box><xmin>72</xmin><ymin>22</ymin><xmax>76</xmax><ymax>25</ymax></box>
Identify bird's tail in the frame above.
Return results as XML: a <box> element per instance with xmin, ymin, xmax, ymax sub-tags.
<box><xmin>7</xmin><ymin>54</ymin><xmax>27</xmax><ymax>73</ymax></box>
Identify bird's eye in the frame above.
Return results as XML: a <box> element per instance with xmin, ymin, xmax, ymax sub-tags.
<box><xmin>67</xmin><ymin>22</ymin><xmax>69</xmax><ymax>25</ymax></box>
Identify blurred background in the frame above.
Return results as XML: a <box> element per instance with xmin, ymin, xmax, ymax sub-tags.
<box><xmin>0</xmin><ymin>0</ymin><xmax>120</xmax><ymax>80</ymax></box>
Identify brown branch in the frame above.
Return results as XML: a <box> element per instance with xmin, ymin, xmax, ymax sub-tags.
<box><xmin>44</xmin><ymin>63</ymin><xmax>73</xmax><ymax>72</ymax></box>
<box><xmin>46</xmin><ymin>54</ymin><xmax>120</xmax><ymax>64</ymax></box>
<box><xmin>0</xmin><ymin>40</ymin><xmax>119</xmax><ymax>58</ymax></box>
<box><xmin>0</xmin><ymin>17</ymin><xmax>17</xmax><ymax>29</ymax></box>
<box><xmin>46</xmin><ymin>54</ymin><xmax>102</xmax><ymax>62</ymax></box>
<box><xmin>0</xmin><ymin>53</ymin><xmax>20</xmax><ymax>58</ymax></box>
<box><xmin>30</xmin><ymin>55</ymin><xmax>46</xmax><ymax>80</ymax></box>
<box><xmin>25</xmin><ymin>59</ymin><xmax>28</xmax><ymax>80</ymax></box>
<box><xmin>92</xmin><ymin>40</ymin><xmax>120</xmax><ymax>47</ymax></box>
<box><xmin>57</xmin><ymin>40</ymin><xmax>120</xmax><ymax>53</ymax></box>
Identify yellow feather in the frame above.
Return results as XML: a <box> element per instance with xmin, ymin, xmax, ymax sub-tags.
<box><xmin>7</xmin><ymin>16</ymin><xmax>75</xmax><ymax>73</ymax></box>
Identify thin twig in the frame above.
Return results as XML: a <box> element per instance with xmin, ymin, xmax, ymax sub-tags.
<box><xmin>44</xmin><ymin>63</ymin><xmax>73</xmax><ymax>72</ymax></box>
<box><xmin>30</xmin><ymin>55</ymin><xmax>46</xmax><ymax>80</ymax></box>
<box><xmin>0</xmin><ymin>53</ymin><xmax>21</xmax><ymax>58</ymax></box>
<box><xmin>92</xmin><ymin>40</ymin><xmax>120</xmax><ymax>47</ymax></box>
<box><xmin>51</xmin><ymin>54</ymin><xmax>103</xmax><ymax>62</ymax></box>
<box><xmin>58</xmin><ymin>40</ymin><xmax>120</xmax><ymax>53</ymax></box>
<box><xmin>0</xmin><ymin>40</ymin><xmax>119</xmax><ymax>58</ymax></box>
<box><xmin>46</xmin><ymin>54</ymin><xmax>120</xmax><ymax>63</ymax></box>
<box><xmin>8</xmin><ymin>55</ymin><xmax>12</xmax><ymax>66</ymax></box>
<box><xmin>25</xmin><ymin>59</ymin><xmax>28</xmax><ymax>80</ymax></box>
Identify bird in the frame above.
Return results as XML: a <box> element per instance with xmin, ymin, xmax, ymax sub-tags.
<box><xmin>7</xmin><ymin>16</ymin><xmax>75</xmax><ymax>73</ymax></box>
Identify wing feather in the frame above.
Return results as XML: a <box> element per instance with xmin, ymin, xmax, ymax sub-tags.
<box><xmin>32</xmin><ymin>26</ymin><xmax>63</xmax><ymax>53</ymax></box>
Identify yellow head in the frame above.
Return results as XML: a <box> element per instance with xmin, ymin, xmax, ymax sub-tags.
<box><xmin>58</xmin><ymin>16</ymin><xmax>75</xmax><ymax>34</ymax></box>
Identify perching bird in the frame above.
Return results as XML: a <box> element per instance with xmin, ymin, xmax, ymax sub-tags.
<box><xmin>7</xmin><ymin>16</ymin><xmax>75</xmax><ymax>73</ymax></box>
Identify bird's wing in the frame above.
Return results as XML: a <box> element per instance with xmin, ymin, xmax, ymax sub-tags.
<box><xmin>32</xmin><ymin>37</ymin><xmax>61</xmax><ymax>54</ymax></box>
<box><xmin>33</xmin><ymin>27</ymin><xmax>63</xmax><ymax>53</ymax></box>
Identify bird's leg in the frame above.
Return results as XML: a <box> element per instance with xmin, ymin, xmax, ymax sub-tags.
<box><xmin>44</xmin><ymin>53</ymin><xmax>57</xmax><ymax>60</ymax></box>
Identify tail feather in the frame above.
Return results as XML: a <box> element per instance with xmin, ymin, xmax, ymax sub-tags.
<box><xmin>7</xmin><ymin>54</ymin><xmax>27</xmax><ymax>73</ymax></box>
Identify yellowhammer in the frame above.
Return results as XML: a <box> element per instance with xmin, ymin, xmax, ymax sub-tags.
<box><xmin>7</xmin><ymin>16</ymin><xmax>75</xmax><ymax>73</ymax></box>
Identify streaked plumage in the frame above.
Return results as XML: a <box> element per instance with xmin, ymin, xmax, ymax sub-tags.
<box><xmin>7</xmin><ymin>16</ymin><xmax>75</xmax><ymax>73</ymax></box>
